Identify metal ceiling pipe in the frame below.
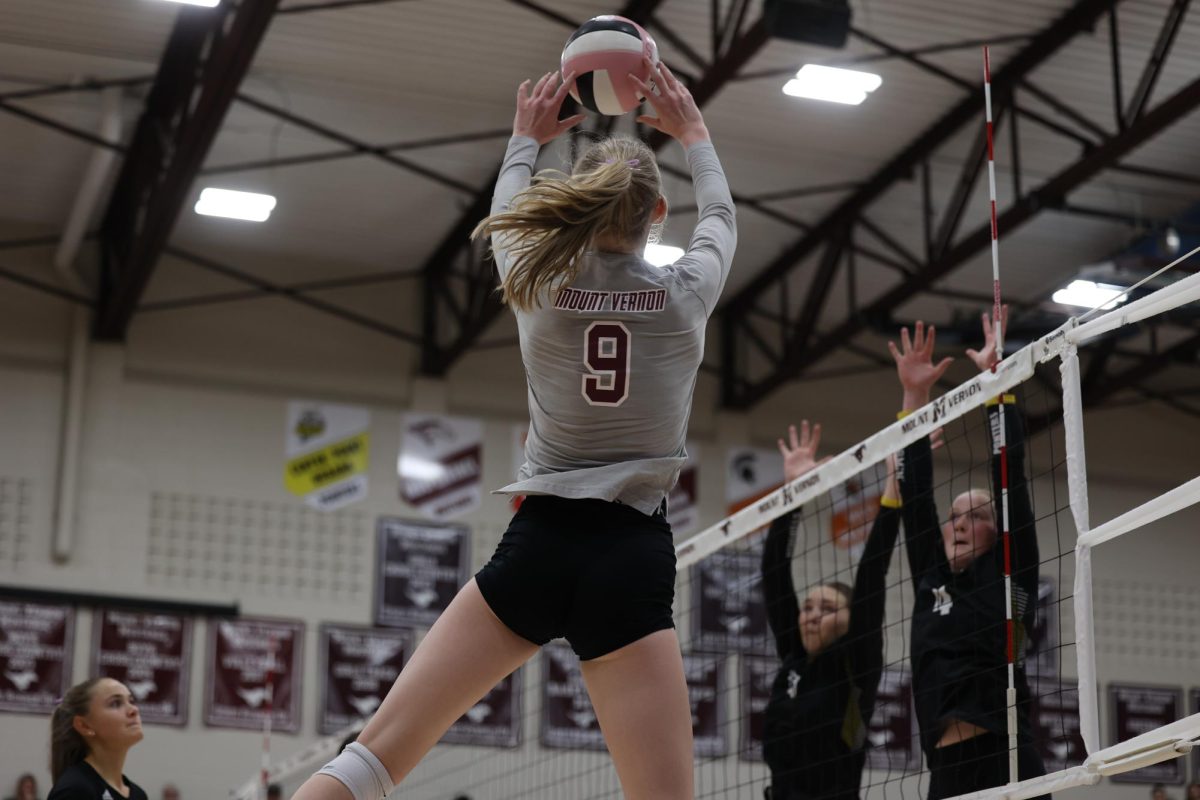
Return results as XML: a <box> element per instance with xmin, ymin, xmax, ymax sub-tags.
<box><xmin>51</xmin><ymin>87</ymin><xmax>122</xmax><ymax>563</ymax></box>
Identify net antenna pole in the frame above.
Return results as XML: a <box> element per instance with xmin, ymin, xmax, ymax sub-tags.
<box><xmin>983</xmin><ymin>44</ymin><xmax>1020</xmax><ymax>787</ymax></box>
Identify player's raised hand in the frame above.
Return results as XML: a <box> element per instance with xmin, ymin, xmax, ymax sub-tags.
<box><xmin>630</xmin><ymin>59</ymin><xmax>709</xmax><ymax>147</ymax></box>
<box><xmin>778</xmin><ymin>420</ymin><xmax>832</xmax><ymax>483</ymax></box>
<box><xmin>512</xmin><ymin>71</ymin><xmax>586</xmax><ymax>145</ymax></box>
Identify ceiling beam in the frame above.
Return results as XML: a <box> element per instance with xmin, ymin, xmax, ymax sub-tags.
<box><xmin>94</xmin><ymin>0</ymin><xmax>280</xmax><ymax>341</ymax></box>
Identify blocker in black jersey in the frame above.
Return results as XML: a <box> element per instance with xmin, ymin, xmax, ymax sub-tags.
<box><xmin>47</xmin><ymin>761</ymin><xmax>148</xmax><ymax>800</ymax></box>
<box><xmin>760</xmin><ymin>499</ymin><xmax>902</xmax><ymax>800</ymax></box>
<box><xmin>899</xmin><ymin>398</ymin><xmax>1047</xmax><ymax>799</ymax></box>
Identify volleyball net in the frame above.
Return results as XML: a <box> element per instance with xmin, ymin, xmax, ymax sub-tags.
<box><xmin>232</xmin><ymin>266</ymin><xmax>1200</xmax><ymax>800</ymax></box>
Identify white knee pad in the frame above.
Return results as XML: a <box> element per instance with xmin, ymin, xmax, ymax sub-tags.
<box><xmin>317</xmin><ymin>741</ymin><xmax>395</xmax><ymax>800</ymax></box>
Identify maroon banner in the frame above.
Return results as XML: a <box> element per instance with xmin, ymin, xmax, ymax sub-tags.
<box><xmin>1191</xmin><ymin>688</ymin><xmax>1199</xmax><ymax>782</ymax></box>
<box><xmin>204</xmin><ymin>617</ymin><xmax>303</xmax><ymax>733</ymax></box>
<box><xmin>1029</xmin><ymin>681</ymin><xmax>1085</xmax><ymax>773</ymax></box>
<box><xmin>92</xmin><ymin>610</ymin><xmax>191</xmax><ymax>726</ymax></box>
<box><xmin>540</xmin><ymin>643</ymin><xmax>605</xmax><ymax>751</ymax></box>
<box><xmin>1108</xmin><ymin>683</ymin><xmax>1184</xmax><ymax>784</ymax></box>
<box><xmin>0</xmin><ymin>601</ymin><xmax>74</xmax><ymax>714</ymax></box>
<box><xmin>684</xmin><ymin>653</ymin><xmax>727</xmax><ymax>758</ymax></box>
<box><xmin>691</xmin><ymin>549</ymin><xmax>769</xmax><ymax>656</ymax></box>
<box><xmin>375</xmin><ymin>517</ymin><xmax>471</xmax><ymax>629</ymax></box>
<box><xmin>1025</xmin><ymin>576</ymin><xmax>1059</xmax><ymax>678</ymax></box>
<box><xmin>443</xmin><ymin>670</ymin><xmax>522</xmax><ymax>748</ymax></box>
<box><xmin>319</xmin><ymin>624</ymin><xmax>411</xmax><ymax>735</ymax></box>
<box><xmin>739</xmin><ymin>655</ymin><xmax>775</xmax><ymax>762</ymax></box>
<box><xmin>866</xmin><ymin>667</ymin><xmax>920</xmax><ymax>771</ymax></box>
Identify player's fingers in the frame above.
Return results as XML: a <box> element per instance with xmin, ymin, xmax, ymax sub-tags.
<box><xmin>810</xmin><ymin>423</ymin><xmax>822</xmax><ymax>452</ymax></box>
<box><xmin>900</xmin><ymin>327</ymin><xmax>912</xmax><ymax>354</ymax></box>
<box><xmin>914</xmin><ymin>320</ymin><xmax>925</xmax><ymax>352</ymax></box>
<box><xmin>933</xmin><ymin>356</ymin><xmax>955</xmax><ymax>379</ymax></box>
<box><xmin>888</xmin><ymin>340</ymin><xmax>901</xmax><ymax>363</ymax></box>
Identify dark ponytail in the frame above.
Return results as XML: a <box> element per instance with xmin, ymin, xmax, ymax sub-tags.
<box><xmin>50</xmin><ymin>678</ymin><xmax>101</xmax><ymax>783</ymax></box>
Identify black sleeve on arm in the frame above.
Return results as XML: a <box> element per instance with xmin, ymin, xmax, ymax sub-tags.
<box><xmin>847</xmin><ymin>502</ymin><xmax>902</xmax><ymax>683</ymax></box>
<box><xmin>898</xmin><ymin>435</ymin><xmax>943</xmax><ymax>588</ymax></box>
<box><xmin>989</xmin><ymin>398</ymin><xmax>1038</xmax><ymax>579</ymax></box>
<box><xmin>762</xmin><ymin>510</ymin><xmax>804</xmax><ymax>661</ymax></box>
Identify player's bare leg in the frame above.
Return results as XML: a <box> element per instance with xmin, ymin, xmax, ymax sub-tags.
<box><xmin>581</xmin><ymin>628</ymin><xmax>694</xmax><ymax>800</ymax></box>
<box><xmin>290</xmin><ymin>579</ymin><xmax>538</xmax><ymax>800</ymax></box>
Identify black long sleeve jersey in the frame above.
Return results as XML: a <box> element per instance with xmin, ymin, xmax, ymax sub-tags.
<box><xmin>761</xmin><ymin>499</ymin><xmax>902</xmax><ymax>800</ymax></box>
<box><xmin>899</xmin><ymin>398</ymin><xmax>1039</xmax><ymax>757</ymax></box>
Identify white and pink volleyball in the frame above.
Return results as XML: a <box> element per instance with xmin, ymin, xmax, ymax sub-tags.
<box><xmin>561</xmin><ymin>15</ymin><xmax>659</xmax><ymax>116</ymax></box>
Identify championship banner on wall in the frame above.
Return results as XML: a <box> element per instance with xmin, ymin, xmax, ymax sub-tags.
<box><xmin>375</xmin><ymin>517</ymin><xmax>471</xmax><ymax>629</ymax></box>
<box><xmin>1108</xmin><ymin>683</ymin><xmax>1184</xmax><ymax>784</ymax></box>
<box><xmin>828</xmin><ymin>461</ymin><xmax>886</xmax><ymax>553</ymax></box>
<box><xmin>1026</xmin><ymin>576</ymin><xmax>1059</xmax><ymax>678</ymax></box>
<box><xmin>690</xmin><ymin>548</ymin><xmax>769</xmax><ymax>655</ymax></box>
<box><xmin>0</xmin><ymin>601</ymin><xmax>74</xmax><ymax>714</ymax></box>
<box><xmin>540</xmin><ymin>643</ymin><xmax>605</xmax><ymax>751</ymax></box>
<box><xmin>318</xmin><ymin>624</ymin><xmax>411</xmax><ymax>735</ymax></box>
<box><xmin>442</xmin><ymin>670</ymin><xmax>522</xmax><ymax>748</ymax></box>
<box><xmin>1030</xmin><ymin>681</ymin><xmax>1085</xmax><ymax>773</ymax></box>
<box><xmin>92</xmin><ymin>610</ymin><xmax>191</xmax><ymax>726</ymax></box>
<box><xmin>865</xmin><ymin>667</ymin><xmax>920</xmax><ymax>771</ymax></box>
<box><xmin>684</xmin><ymin>653</ymin><xmax>726</xmax><ymax>758</ymax></box>
<box><xmin>739</xmin><ymin>655</ymin><xmax>775</xmax><ymax>762</ymax></box>
<box><xmin>667</xmin><ymin>443</ymin><xmax>701</xmax><ymax>536</ymax></box>
<box><xmin>399</xmin><ymin>413</ymin><xmax>484</xmax><ymax>520</ymax></box>
<box><xmin>204</xmin><ymin>617</ymin><xmax>304</xmax><ymax>733</ymax></box>
<box><xmin>285</xmin><ymin>400</ymin><xmax>370</xmax><ymax>511</ymax></box>
<box><xmin>726</xmin><ymin>447</ymin><xmax>784</xmax><ymax>523</ymax></box>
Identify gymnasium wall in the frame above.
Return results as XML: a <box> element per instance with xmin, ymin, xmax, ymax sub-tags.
<box><xmin>0</xmin><ymin>238</ymin><xmax>1197</xmax><ymax>800</ymax></box>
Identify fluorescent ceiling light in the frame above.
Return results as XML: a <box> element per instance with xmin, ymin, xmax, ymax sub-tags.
<box><xmin>1052</xmin><ymin>279</ymin><xmax>1129</xmax><ymax>310</ymax></box>
<box><xmin>783</xmin><ymin>64</ymin><xmax>882</xmax><ymax>106</ymax></box>
<box><xmin>195</xmin><ymin>188</ymin><xmax>276</xmax><ymax>222</ymax></box>
<box><xmin>644</xmin><ymin>243</ymin><xmax>684</xmax><ymax>267</ymax></box>
<box><xmin>161</xmin><ymin>0</ymin><xmax>221</xmax><ymax>6</ymax></box>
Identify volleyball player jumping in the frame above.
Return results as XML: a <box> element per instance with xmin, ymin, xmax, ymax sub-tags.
<box><xmin>890</xmin><ymin>312</ymin><xmax>1046</xmax><ymax>800</ymax></box>
<box><xmin>293</xmin><ymin>60</ymin><xmax>735</xmax><ymax>800</ymax></box>
<box><xmin>760</xmin><ymin>421</ymin><xmax>903</xmax><ymax>800</ymax></box>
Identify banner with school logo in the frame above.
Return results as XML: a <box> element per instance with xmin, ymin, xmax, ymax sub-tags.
<box><xmin>1108</xmin><ymin>683</ymin><xmax>1184</xmax><ymax>784</ymax></box>
<box><xmin>1030</xmin><ymin>681</ymin><xmax>1085</xmax><ymax>773</ymax></box>
<box><xmin>284</xmin><ymin>400</ymin><xmax>370</xmax><ymax>511</ymax></box>
<box><xmin>684</xmin><ymin>653</ymin><xmax>726</xmax><ymax>758</ymax></box>
<box><xmin>399</xmin><ymin>413</ymin><xmax>483</xmax><ymax>520</ymax></box>
<box><xmin>375</xmin><ymin>517</ymin><xmax>471</xmax><ymax>629</ymax></box>
<box><xmin>691</xmin><ymin>548</ymin><xmax>769</xmax><ymax>655</ymax></box>
<box><xmin>739</xmin><ymin>655</ymin><xmax>775</xmax><ymax>762</ymax></box>
<box><xmin>443</xmin><ymin>670</ymin><xmax>522</xmax><ymax>748</ymax></box>
<box><xmin>92</xmin><ymin>610</ymin><xmax>191</xmax><ymax>726</ymax></box>
<box><xmin>865</xmin><ymin>667</ymin><xmax>920</xmax><ymax>770</ymax></box>
<box><xmin>0</xmin><ymin>601</ymin><xmax>74</xmax><ymax>714</ymax></box>
<box><xmin>667</xmin><ymin>443</ymin><xmax>701</xmax><ymax>536</ymax></box>
<box><xmin>540</xmin><ymin>643</ymin><xmax>605</xmax><ymax>751</ymax></box>
<box><xmin>829</xmin><ymin>461</ymin><xmax>887</xmax><ymax>553</ymax></box>
<box><xmin>204</xmin><ymin>617</ymin><xmax>303</xmax><ymax>733</ymax></box>
<box><xmin>319</xmin><ymin>624</ymin><xmax>412</xmax><ymax>735</ymax></box>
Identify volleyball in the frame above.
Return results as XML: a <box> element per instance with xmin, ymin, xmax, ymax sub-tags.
<box><xmin>561</xmin><ymin>15</ymin><xmax>659</xmax><ymax>116</ymax></box>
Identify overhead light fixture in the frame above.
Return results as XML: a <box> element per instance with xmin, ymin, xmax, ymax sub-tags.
<box><xmin>161</xmin><ymin>0</ymin><xmax>221</xmax><ymax>6</ymax></box>
<box><xmin>194</xmin><ymin>188</ymin><xmax>276</xmax><ymax>222</ymax></box>
<box><xmin>783</xmin><ymin>64</ymin><xmax>881</xmax><ymax>106</ymax></box>
<box><xmin>644</xmin><ymin>243</ymin><xmax>684</xmax><ymax>267</ymax></box>
<box><xmin>1052</xmin><ymin>279</ymin><xmax>1129</xmax><ymax>310</ymax></box>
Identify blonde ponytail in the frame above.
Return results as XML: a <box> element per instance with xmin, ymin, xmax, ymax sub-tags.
<box><xmin>472</xmin><ymin>136</ymin><xmax>661</xmax><ymax>311</ymax></box>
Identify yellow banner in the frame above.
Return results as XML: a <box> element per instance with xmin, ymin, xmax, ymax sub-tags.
<box><xmin>284</xmin><ymin>433</ymin><xmax>369</xmax><ymax>496</ymax></box>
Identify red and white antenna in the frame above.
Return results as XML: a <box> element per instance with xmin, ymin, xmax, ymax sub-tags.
<box><xmin>984</xmin><ymin>44</ymin><xmax>1018</xmax><ymax>787</ymax></box>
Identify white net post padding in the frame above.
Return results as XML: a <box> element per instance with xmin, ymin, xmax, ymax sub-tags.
<box><xmin>1060</xmin><ymin>344</ymin><xmax>1102</xmax><ymax>757</ymax></box>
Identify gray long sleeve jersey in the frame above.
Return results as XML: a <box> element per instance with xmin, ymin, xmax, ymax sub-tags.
<box><xmin>493</xmin><ymin>135</ymin><xmax>737</xmax><ymax>515</ymax></box>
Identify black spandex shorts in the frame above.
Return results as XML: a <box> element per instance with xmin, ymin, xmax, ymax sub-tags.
<box><xmin>928</xmin><ymin>732</ymin><xmax>1047</xmax><ymax>800</ymax></box>
<box><xmin>475</xmin><ymin>495</ymin><xmax>676</xmax><ymax>660</ymax></box>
